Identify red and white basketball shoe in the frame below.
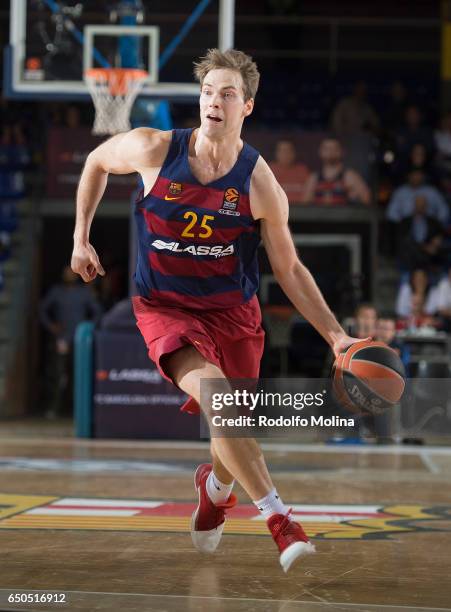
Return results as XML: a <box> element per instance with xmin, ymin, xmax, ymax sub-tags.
<box><xmin>267</xmin><ymin>509</ymin><xmax>316</xmax><ymax>572</ymax></box>
<box><xmin>191</xmin><ymin>463</ymin><xmax>237</xmax><ymax>553</ymax></box>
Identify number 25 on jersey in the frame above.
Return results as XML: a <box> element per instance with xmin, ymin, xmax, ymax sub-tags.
<box><xmin>181</xmin><ymin>211</ymin><xmax>214</xmax><ymax>239</ymax></box>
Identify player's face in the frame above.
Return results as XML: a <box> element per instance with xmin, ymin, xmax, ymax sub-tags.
<box><xmin>199</xmin><ymin>69</ymin><xmax>253</xmax><ymax>137</ymax></box>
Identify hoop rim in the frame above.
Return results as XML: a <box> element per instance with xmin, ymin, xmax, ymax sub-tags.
<box><xmin>85</xmin><ymin>67</ymin><xmax>149</xmax><ymax>98</ymax></box>
<box><xmin>85</xmin><ymin>67</ymin><xmax>149</xmax><ymax>82</ymax></box>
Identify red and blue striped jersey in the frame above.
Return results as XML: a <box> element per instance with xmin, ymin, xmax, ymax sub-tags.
<box><xmin>133</xmin><ymin>128</ymin><xmax>261</xmax><ymax>310</ymax></box>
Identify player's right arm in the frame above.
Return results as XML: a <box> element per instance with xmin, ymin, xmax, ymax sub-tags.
<box><xmin>251</xmin><ymin>158</ymin><xmax>366</xmax><ymax>357</ymax></box>
<box><xmin>72</xmin><ymin>127</ymin><xmax>170</xmax><ymax>282</ymax></box>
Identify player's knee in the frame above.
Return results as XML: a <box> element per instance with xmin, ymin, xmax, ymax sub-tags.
<box><xmin>198</xmin><ymin>376</ymin><xmax>232</xmax><ymax>421</ymax></box>
<box><xmin>164</xmin><ymin>345</ymin><xmax>228</xmax><ymax>407</ymax></box>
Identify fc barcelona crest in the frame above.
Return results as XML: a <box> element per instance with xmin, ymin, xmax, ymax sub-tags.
<box><xmin>168</xmin><ymin>182</ymin><xmax>183</xmax><ymax>195</ymax></box>
<box><xmin>219</xmin><ymin>187</ymin><xmax>240</xmax><ymax>216</ymax></box>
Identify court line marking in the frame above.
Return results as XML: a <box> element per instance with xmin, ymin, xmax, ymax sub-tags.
<box><xmin>420</xmin><ymin>451</ymin><xmax>440</xmax><ymax>474</ymax></box>
<box><xmin>0</xmin><ymin>439</ymin><xmax>449</xmax><ymax>479</ymax></box>
<box><xmin>0</xmin><ymin>589</ymin><xmax>449</xmax><ymax>610</ymax></box>
<box><xmin>261</xmin><ymin>443</ymin><xmax>451</xmax><ymax>457</ymax></box>
<box><xmin>1</xmin><ymin>438</ymin><xmax>451</xmax><ymax>457</ymax></box>
<box><xmin>0</xmin><ymin>457</ymin><xmax>193</xmax><ymax>474</ymax></box>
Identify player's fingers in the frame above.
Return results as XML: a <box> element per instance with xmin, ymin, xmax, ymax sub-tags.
<box><xmin>71</xmin><ymin>259</ymin><xmax>91</xmax><ymax>283</ymax></box>
<box><xmin>81</xmin><ymin>269</ymin><xmax>94</xmax><ymax>282</ymax></box>
<box><xmin>90</xmin><ymin>254</ymin><xmax>105</xmax><ymax>276</ymax></box>
<box><xmin>86</xmin><ymin>263</ymin><xmax>98</xmax><ymax>281</ymax></box>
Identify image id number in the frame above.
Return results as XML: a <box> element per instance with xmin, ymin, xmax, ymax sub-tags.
<box><xmin>8</xmin><ymin>593</ymin><xmax>66</xmax><ymax>603</ymax></box>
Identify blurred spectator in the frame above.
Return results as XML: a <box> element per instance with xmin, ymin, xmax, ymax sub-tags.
<box><xmin>40</xmin><ymin>265</ymin><xmax>103</xmax><ymax>346</ymax></box>
<box><xmin>39</xmin><ymin>265</ymin><xmax>103</xmax><ymax>418</ymax></box>
<box><xmin>435</xmin><ymin>111</ymin><xmax>451</xmax><ymax>158</ymax></box>
<box><xmin>395</xmin><ymin>269</ymin><xmax>438</xmax><ymax>324</ymax></box>
<box><xmin>434</xmin><ymin>266</ymin><xmax>451</xmax><ymax>331</ymax></box>
<box><xmin>375</xmin><ymin>313</ymin><xmax>410</xmax><ymax>380</ymax></box>
<box><xmin>406</xmin><ymin>144</ymin><xmax>435</xmax><ymax>183</ymax></box>
<box><xmin>395</xmin><ymin>105</ymin><xmax>435</xmax><ymax>163</ymax></box>
<box><xmin>0</xmin><ymin>231</ymin><xmax>11</xmax><ymax>263</ymax></box>
<box><xmin>383</xmin><ymin>81</ymin><xmax>410</xmax><ymax>132</ymax></box>
<box><xmin>399</xmin><ymin>293</ymin><xmax>437</xmax><ymax>330</ymax></box>
<box><xmin>302</xmin><ymin>138</ymin><xmax>371</xmax><ymax>205</ymax></box>
<box><xmin>331</xmin><ymin>81</ymin><xmax>379</xmax><ymax>137</ymax></box>
<box><xmin>401</xmin><ymin>230</ymin><xmax>445</xmax><ymax>274</ymax></box>
<box><xmin>382</xmin><ymin>143</ymin><xmax>436</xmax><ymax>189</ymax></box>
<box><xmin>386</xmin><ymin>169</ymin><xmax>449</xmax><ymax>225</ymax></box>
<box><xmin>397</xmin><ymin>195</ymin><xmax>445</xmax><ymax>270</ymax></box>
<box><xmin>376</xmin><ymin>315</ymin><xmax>402</xmax><ymax>354</ymax></box>
<box><xmin>47</xmin><ymin>103</ymin><xmax>64</xmax><ymax>127</ymax></box>
<box><xmin>387</xmin><ymin>142</ymin><xmax>436</xmax><ymax>189</ymax></box>
<box><xmin>0</xmin><ymin>200</ymin><xmax>18</xmax><ymax>233</ymax></box>
<box><xmin>421</xmin><ymin>232</ymin><xmax>447</xmax><ymax>275</ymax></box>
<box><xmin>434</xmin><ymin>111</ymin><xmax>451</xmax><ymax>194</ymax></box>
<box><xmin>65</xmin><ymin>105</ymin><xmax>82</xmax><ymax>129</ymax></box>
<box><xmin>269</xmin><ymin>139</ymin><xmax>310</xmax><ymax>204</ymax></box>
<box><xmin>347</xmin><ymin>303</ymin><xmax>377</xmax><ymax>339</ymax></box>
<box><xmin>0</xmin><ymin>123</ymin><xmax>31</xmax><ymax>201</ymax></box>
<box><xmin>399</xmin><ymin>195</ymin><xmax>443</xmax><ymax>245</ymax></box>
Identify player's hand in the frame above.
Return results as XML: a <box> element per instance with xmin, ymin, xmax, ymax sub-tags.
<box><xmin>332</xmin><ymin>334</ymin><xmax>371</xmax><ymax>358</ymax></box>
<box><xmin>71</xmin><ymin>241</ymin><xmax>105</xmax><ymax>283</ymax></box>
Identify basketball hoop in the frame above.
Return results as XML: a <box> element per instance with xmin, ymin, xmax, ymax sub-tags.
<box><xmin>85</xmin><ymin>67</ymin><xmax>148</xmax><ymax>135</ymax></box>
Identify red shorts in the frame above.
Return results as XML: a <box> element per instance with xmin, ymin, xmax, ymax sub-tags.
<box><xmin>132</xmin><ymin>295</ymin><xmax>265</xmax><ymax>415</ymax></box>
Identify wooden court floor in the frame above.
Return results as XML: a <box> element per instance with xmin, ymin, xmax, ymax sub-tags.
<box><xmin>0</xmin><ymin>423</ymin><xmax>450</xmax><ymax>611</ymax></box>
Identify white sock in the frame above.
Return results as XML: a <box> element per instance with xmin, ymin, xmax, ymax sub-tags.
<box><xmin>253</xmin><ymin>488</ymin><xmax>288</xmax><ymax>520</ymax></box>
<box><xmin>206</xmin><ymin>471</ymin><xmax>234</xmax><ymax>505</ymax></box>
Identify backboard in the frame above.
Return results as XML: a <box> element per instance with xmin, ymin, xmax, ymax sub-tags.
<box><xmin>5</xmin><ymin>0</ymin><xmax>234</xmax><ymax>101</ymax></box>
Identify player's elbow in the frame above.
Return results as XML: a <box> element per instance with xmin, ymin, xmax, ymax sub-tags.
<box><xmin>85</xmin><ymin>150</ymin><xmax>109</xmax><ymax>175</ymax></box>
<box><xmin>271</xmin><ymin>257</ymin><xmax>299</xmax><ymax>281</ymax></box>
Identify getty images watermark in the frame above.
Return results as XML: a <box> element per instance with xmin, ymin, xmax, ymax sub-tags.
<box><xmin>200</xmin><ymin>377</ymin><xmax>451</xmax><ymax>439</ymax></box>
<box><xmin>199</xmin><ymin>378</ymin><xmax>357</xmax><ymax>438</ymax></box>
<box><xmin>209</xmin><ymin>388</ymin><xmax>354</xmax><ymax>428</ymax></box>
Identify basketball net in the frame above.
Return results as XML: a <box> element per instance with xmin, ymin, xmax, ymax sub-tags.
<box><xmin>85</xmin><ymin>68</ymin><xmax>148</xmax><ymax>135</ymax></box>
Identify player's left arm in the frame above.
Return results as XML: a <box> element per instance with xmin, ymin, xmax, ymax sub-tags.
<box><xmin>250</xmin><ymin>158</ymin><xmax>365</xmax><ymax>357</ymax></box>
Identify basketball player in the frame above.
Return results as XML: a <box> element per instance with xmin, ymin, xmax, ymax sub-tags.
<box><xmin>71</xmin><ymin>49</ymin><xmax>363</xmax><ymax>572</ymax></box>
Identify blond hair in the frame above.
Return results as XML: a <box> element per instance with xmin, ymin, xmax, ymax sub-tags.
<box><xmin>193</xmin><ymin>49</ymin><xmax>260</xmax><ymax>101</ymax></box>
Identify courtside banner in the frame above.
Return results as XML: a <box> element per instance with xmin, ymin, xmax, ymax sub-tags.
<box><xmin>200</xmin><ymin>378</ymin><xmax>451</xmax><ymax>440</ymax></box>
<box><xmin>93</xmin><ymin>329</ymin><xmax>198</xmax><ymax>439</ymax></box>
<box><xmin>46</xmin><ymin>127</ymin><xmax>137</xmax><ymax>199</ymax></box>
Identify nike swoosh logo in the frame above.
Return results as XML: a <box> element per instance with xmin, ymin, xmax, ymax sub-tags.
<box><xmin>164</xmin><ymin>195</ymin><xmax>182</xmax><ymax>200</ymax></box>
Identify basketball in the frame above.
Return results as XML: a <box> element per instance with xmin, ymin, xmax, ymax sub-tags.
<box><xmin>332</xmin><ymin>340</ymin><xmax>406</xmax><ymax>415</ymax></box>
